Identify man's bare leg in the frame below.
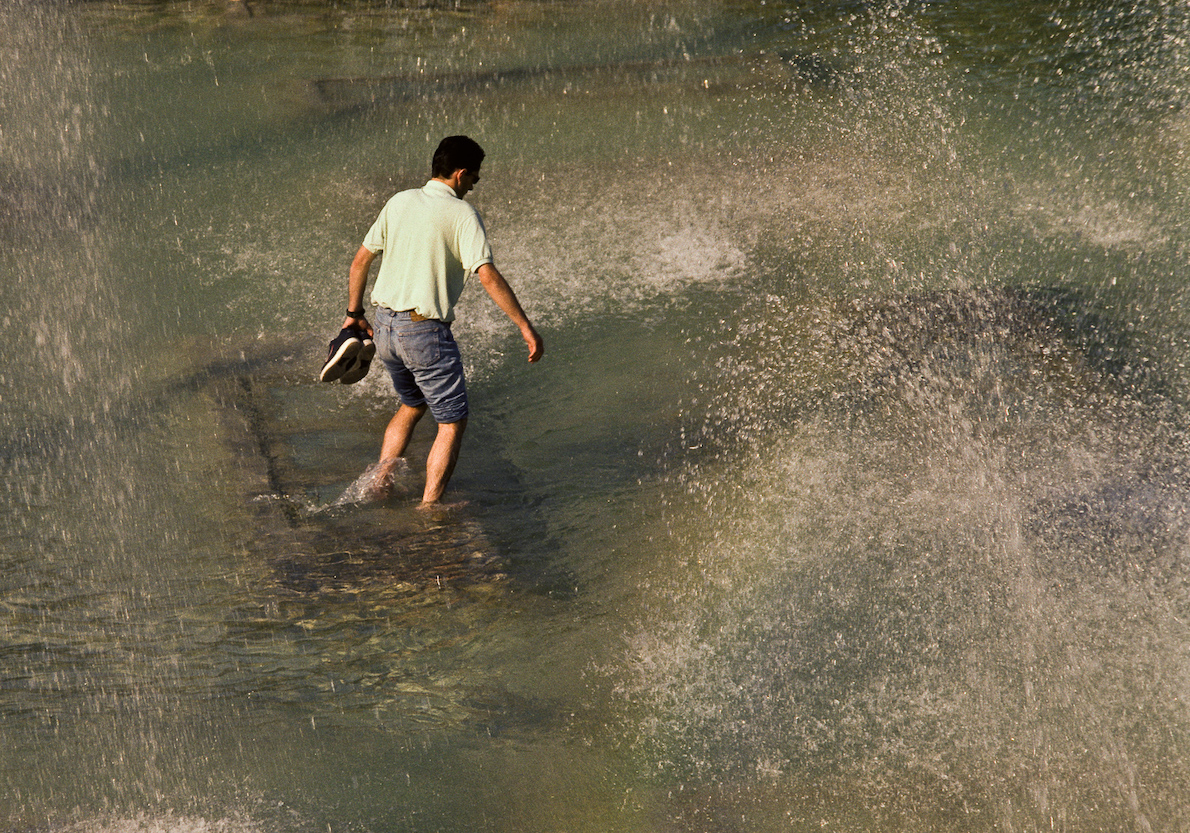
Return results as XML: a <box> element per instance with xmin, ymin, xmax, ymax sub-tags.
<box><xmin>368</xmin><ymin>403</ymin><xmax>427</xmax><ymax>496</ymax></box>
<box><xmin>421</xmin><ymin>418</ymin><xmax>467</xmax><ymax>506</ymax></box>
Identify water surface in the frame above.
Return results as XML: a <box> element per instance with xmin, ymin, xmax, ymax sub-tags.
<box><xmin>3</xmin><ymin>1</ymin><xmax>1190</xmax><ymax>831</ymax></box>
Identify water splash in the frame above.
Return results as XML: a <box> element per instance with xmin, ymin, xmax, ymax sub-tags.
<box><xmin>617</xmin><ymin>286</ymin><xmax>1190</xmax><ymax>828</ymax></box>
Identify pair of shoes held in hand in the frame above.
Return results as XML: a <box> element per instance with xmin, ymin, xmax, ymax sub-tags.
<box><xmin>319</xmin><ymin>326</ymin><xmax>374</xmax><ymax>384</ymax></box>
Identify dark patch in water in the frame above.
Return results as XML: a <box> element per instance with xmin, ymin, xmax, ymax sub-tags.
<box><xmin>827</xmin><ymin>286</ymin><xmax>1165</xmax><ymax>405</ymax></box>
<box><xmin>299</xmin><ymin>50</ymin><xmax>843</xmax><ymax>114</ymax></box>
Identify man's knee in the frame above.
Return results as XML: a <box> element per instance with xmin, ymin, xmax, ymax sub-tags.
<box><xmin>438</xmin><ymin>417</ymin><xmax>467</xmax><ymax>435</ymax></box>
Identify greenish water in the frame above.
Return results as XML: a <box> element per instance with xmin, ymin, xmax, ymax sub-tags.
<box><xmin>3</xmin><ymin>1</ymin><xmax>1190</xmax><ymax>831</ymax></box>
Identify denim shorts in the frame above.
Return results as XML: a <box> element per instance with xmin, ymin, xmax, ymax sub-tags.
<box><xmin>374</xmin><ymin>307</ymin><xmax>468</xmax><ymax>423</ymax></box>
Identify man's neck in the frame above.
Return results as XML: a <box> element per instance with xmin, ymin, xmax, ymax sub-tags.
<box><xmin>433</xmin><ymin>174</ymin><xmax>464</xmax><ymax>198</ymax></box>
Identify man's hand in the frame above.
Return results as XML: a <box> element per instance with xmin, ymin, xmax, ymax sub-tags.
<box><xmin>342</xmin><ymin>315</ymin><xmax>372</xmax><ymax>337</ymax></box>
<box><xmin>523</xmin><ymin>325</ymin><xmax>545</xmax><ymax>363</ymax></box>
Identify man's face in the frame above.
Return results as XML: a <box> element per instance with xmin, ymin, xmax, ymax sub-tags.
<box><xmin>456</xmin><ymin>166</ymin><xmax>481</xmax><ymax>197</ymax></box>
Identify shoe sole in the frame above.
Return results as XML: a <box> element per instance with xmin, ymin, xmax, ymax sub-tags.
<box><xmin>338</xmin><ymin>340</ymin><xmax>375</xmax><ymax>385</ymax></box>
<box><xmin>320</xmin><ymin>338</ymin><xmax>362</xmax><ymax>382</ymax></box>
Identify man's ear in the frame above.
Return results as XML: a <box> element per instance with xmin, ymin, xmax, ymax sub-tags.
<box><xmin>444</xmin><ymin>169</ymin><xmax>466</xmax><ymax>192</ymax></box>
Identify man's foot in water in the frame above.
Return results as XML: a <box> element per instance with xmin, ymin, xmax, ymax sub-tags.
<box><xmin>364</xmin><ymin>458</ymin><xmax>409</xmax><ymax>500</ymax></box>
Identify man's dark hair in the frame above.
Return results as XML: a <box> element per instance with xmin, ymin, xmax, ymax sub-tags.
<box><xmin>432</xmin><ymin>135</ymin><xmax>485</xmax><ymax>178</ymax></box>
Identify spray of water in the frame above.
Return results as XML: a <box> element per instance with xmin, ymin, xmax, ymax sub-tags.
<box><xmin>615</xmin><ymin>282</ymin><xmax>1190</xmax><ymax>828</ymax></box>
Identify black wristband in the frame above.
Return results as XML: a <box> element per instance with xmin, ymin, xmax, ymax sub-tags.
<box><xmin>347</xmin><ymin>308</ymin><xmax>366</xmax><ymax>318</ymax></box>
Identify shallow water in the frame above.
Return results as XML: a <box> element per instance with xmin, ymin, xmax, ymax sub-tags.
<box><xmin>3</xmin><ymin>1</ymin><xmax>1190</xmax><ymax>830</ymax></box>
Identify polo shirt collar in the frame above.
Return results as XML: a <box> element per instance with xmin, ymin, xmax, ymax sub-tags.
<box><xmin>423</xmin><ymin>179</ymin><xmax>459</xmax><ymax>199</ymax></box>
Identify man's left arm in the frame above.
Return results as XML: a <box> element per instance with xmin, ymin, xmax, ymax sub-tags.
<box><xmin>476</xmin><ymin>263</ymin><xmax>544</xmax><ymax>363</ymax></box>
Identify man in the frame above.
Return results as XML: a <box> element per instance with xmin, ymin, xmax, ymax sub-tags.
<box><xmin>342</xmin><ymin>135</ymin><xmax>544</xmax><ymax>507</ymax></box>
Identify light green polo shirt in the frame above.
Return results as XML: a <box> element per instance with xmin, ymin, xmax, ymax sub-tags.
<box><xmin>362</xmin><ymin>179</ymin><xmax>494</xmax><ymax>322</ymax></box>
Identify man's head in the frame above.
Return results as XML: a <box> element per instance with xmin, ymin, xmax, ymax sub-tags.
<box><xmin>432</xmin><ymin>135</ymin><xmax>485</xmax><ymax>179</ymax></box>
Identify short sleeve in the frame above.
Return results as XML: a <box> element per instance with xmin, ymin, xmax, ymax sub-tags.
<box><xmin>457</xmin><ymin>209</ymin><xmax>493</xmax><ymax>273</ymax></box>
<box><xmin>361</xmin><ymin>206</ymin><xmax>386</xmax><ymax>253</ymax></box>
